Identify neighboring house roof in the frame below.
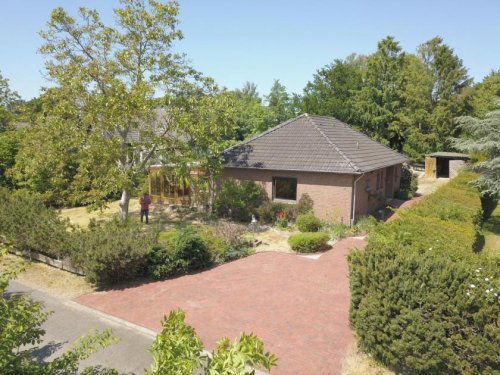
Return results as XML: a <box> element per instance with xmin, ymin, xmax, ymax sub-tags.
<box><xmin>427</xmin><ymin>152</ymin><xmax>469</xmax><ymax>159</ymax></box>
<box><xmin>222</xmin><ymin>114</ymin><xmax>408</xmax><ymax>174</ymax></box>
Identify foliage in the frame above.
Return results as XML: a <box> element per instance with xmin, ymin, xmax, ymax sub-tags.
<box><xmin>296</xmin><ymin>213</ymin><xmax>322</xmax><ymax>232</ymax></box>
<box><xmin>297</xmin><ymin>193</ymin><xmax>314</xmax><ymax>214</ymax></box>
<box><xmin>146</xmin><ymin>310</ymin><xmax>203</xmax><ymax>374</ymax></box>
<box><xmin>325</xmin><ymin>223</ymin><xmax>350</xmax><ymax>240</ymax></box>
<box><xmin>288</xmin><ymin>232</ymin><xmax>330</xmax><ymax>253</ymax></box>
<box><xmin>36</xmin><ymin>0</ymin><xmax>209</xmax><ymax>220</ymax></box>
<box><xmin>0</xmin><ymin>130</ymin><xmax>19</xmax><ymax>187</ymax></box>
<box><xmin>396</xmin><ymin>165</ymin><xmax>418</xmax><ymax>199</ymax></box>
<box><xmin>265</xmin><ymin>79</ymin><xmax>295</xmax><ymax>127</ymax></box>
<box><xmin>70</xmin><ymin>220</ymin><xmax>156</xmax><ymax>285</ymax></box>
<box><xmin>453</xmin><ymin>107</ymin><xmax>500</xmax><ymax>196</ymax></box>
<box><xmin>213</xmin><ymin>179</ymin><xmax>264</xmax><ymax>222</ymax></box>
<box><xmin>348</xmin><ymin>171</ymin><xmax>499</xmax><ymax>374</ymax></box>
<box><xmin>300</xmin><ymin>54</ymin><xmax>365</xmax><ymax>123</ymax></box>
<box><xmin>147</xmin><ymin>309</ymin><xmax>277</xmax><ymax>375</ymax></box>
<box><xmin>0</xmin><ymin>71</ymin><xmax>19</xmax><ymax>131</ymax></box>
<box><xmin>0</xmin><ymin>187</ymin><xmax>71</xmax><ymax>258</ymax></box>
<box><xmin>0</xmin><ymin>249</ymin><xmax>118</xmax><ymax>374</ymax></box>
<box><xmin>352</xmin><ymin>215</ymin><xmax>378</xmax><ymax>234</ymax></box>
<box><xmin>256</xmin><ymin>201</ymin><xmax>297</xmax><ymax>224</ymax></box>
<box><xmin>276</xmin><ymin>211</ymin><xmax>289</xmax><ymax>229</ymax></box>
<box><xmin>471</xmin><ymin>70</ymin><xmax>500</xmax><ymax>118</ymax></box>
<box><xmin>149</xmin><ymin>226</ymin><xmax>212</xmax><ymax>280</ymax></box>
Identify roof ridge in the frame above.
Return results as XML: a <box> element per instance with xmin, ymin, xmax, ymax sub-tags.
<box><xmin>222</xmin><ymin>114</ymin><xmax>308</xmax><ymax>154</ymax></box>
<box><xmin>304</xmin><ymin>114</ymin><xmax>360</xmax><ymax>172</ymax></box>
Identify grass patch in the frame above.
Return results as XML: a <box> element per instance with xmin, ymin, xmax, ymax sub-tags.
<box><xmin>483</xmin><ymin>205</ymin><xmax>500</xmax><ymax>258</ymax></box>
<box><xmin>0</xmin><ymin>253</ymin><xmax>94</xmax><ymax>298</ymax></box>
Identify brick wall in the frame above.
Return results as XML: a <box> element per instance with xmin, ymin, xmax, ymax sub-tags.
<box><xmin>222</xmin><ymin>168</ymin><xmax>354</xmax><ymax>224</ymax></box>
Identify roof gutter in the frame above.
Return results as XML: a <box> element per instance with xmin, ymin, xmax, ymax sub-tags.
<box><xmin>350</xmin><ymin>173</ymin><xmax>365</xmax><ymax>227</ymax></box>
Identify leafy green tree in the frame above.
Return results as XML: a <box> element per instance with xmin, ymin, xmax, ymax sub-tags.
<box><xmin>453</xmin><ymin>106</ymin><xmax>500</xmax><ymax>195</ymax></box>
<box><xmin>418</xmin><ymin>36</ymin><xmax>473</xmax><ymax>149</ymax></box>
<box><xmin>353</xmin><ymin>37</ymin><xmax>409</xmax><ymax>151</ymax></box>
<box><xmin>0</xmin><ymin>249</ymin><xmax>118</xmax><ymax>374</ymax></box>
<box><xmin>0</xmin><ymin>130</ymin><xmax>19</xmax><ymax>187</ymax></box>
<box><xmin>234</xmin><ymin>81</ymin><xmax>260</xmax><ymax>102</ymax></box>
<box><xmin>265</xmin><ymin>79</ymin><xmax>294</xmax><ymax>126</ymax></box>
<box><xmin>147</xmin><ymin>309</ymin><xmax>277</xmax><ymax>374</ymax></box>
<box><xmin>472</xmin><ymin>70</ymin><xmax>500</xmax><ymax>118</ymax></box>
<box><xmin>300</xmin><ymin>54</ymin><xmax>365</xmax><ymax>123</ymax></box>
<box><xmin>0</xmin><ymin>71</ymin><xmax>20</xmax><ymax>131</ymax></box>
<box><xmin>38</xmin><ymin>0</ymin><xmax>190</xmax><ymax>220</ymax></box>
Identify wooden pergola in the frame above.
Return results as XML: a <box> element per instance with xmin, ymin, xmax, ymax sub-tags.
<box><xmin>148</xmin><ymin>166</ymin><xmax>205</xmax><ymax>206</ymax></box>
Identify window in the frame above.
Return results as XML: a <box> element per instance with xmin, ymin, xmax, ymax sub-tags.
<box><xmin>273</xmin><ymin>177</ymin><xmax>297</xmax><ymax>201</ymax></box>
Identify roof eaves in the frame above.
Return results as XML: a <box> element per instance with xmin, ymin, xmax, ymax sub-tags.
<box><xmin>224</xmin><ymin>165</ymin><xmax>361</xmax><ymax>175</ymax></box>
<box><xmin>304</xmin><ymin>114</ymin><xmax>360</xmax><ymax>173</ymax></box>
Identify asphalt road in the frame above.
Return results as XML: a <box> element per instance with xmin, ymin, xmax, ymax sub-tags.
<box><xmin>6</xmin><ymin>281</ymin><xmax>154</xmax><ymax>374</ymax></box>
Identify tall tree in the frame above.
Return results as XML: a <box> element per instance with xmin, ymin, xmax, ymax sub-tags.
<box><xmin>300</xmin><ymin>53</ymin><xmax>364</xmax><ymax>123</ymax></box>
<box><xmin>418</xmin><ymin>37</ymin><xmax>473</xmax><ymax>149</ymax></box>
<box><xmin>39</xmin><ymin>0</ymin><xmax>191</xmax><ymax>221</ymax></box>
<box><xmin>265</xmin><ymin>79</ymin><xmax>294</xmax><ymax>126</ymax></box>
<box><xmin>0</xmin><ymin>71</ymin><xmax>19</xmax><ymax>131</ymax></box>
<box><xmin>452</xmin><ymin>106</ymin><xmax>500</xmax><ymax>195</ymax></box>
<box><xmin>235</xmin><ymin>81</ymin><xmax>260</xmax><ymax>102</ymax></box>
<box><xmin>472</xmin><ymin>70</ymin><xmax>500</xmax><ymax>118</ymax></box>
<box><xmin>353</xmin><ymin>37</ymin><xmax>408</xmax><ymax>151</ymax></box>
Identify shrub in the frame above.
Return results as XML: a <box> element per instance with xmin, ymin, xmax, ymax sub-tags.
<box><xmin>213</xmin><ymin>179</ymin><xmax>264</xmax><ymax>222</ymax></box>
<box><xmin>353</xmin><ymin>215</ymin><xmax>378</xmax><ymax>234</ymax></box>
<box><xmin>481</xmin><ymin>191</ymin><xmax>498</xmax><ymax>220</ymax></box>
<box><xmin>296</xmin><ymin>213</ymin><xmax>322</xmax><ymax>232</ymax></box>
<box><xmin>396</xmin><ymin>165</ymin><xmax>418</xmax><ymax>200</ymax></box>
<box><xmin>288</xmin><ymin>232</ymin><xmax>329</xmax><ymax>253</ymax></box>
<box><xmin>328</xmin><ymin>223</ymin><xmax>350</xmax><ymax>240</ymax></box>
<box><xmin>256</xmin><ymin>201</ymin><xmax>297</xmax><ymax>224</ymax></box>
<box><xmin>70</xmin><ymin>220</ymin><xmax>155</xmax><ymax>286</ymax></box>
<box><xmin>348</xmin><ymin>171</ymin><xmax>499</xmax><ymax>374</ymax></box>
<box><xmin>0</xmin><ymin>188</ymin><xmax>71</xmax><ymax>258</ymax></box>
<box><xmin>148</xmin><ymin>226</ymin><xmax>212</xmax><ymax>280</ymax></box>
<box><xmin>171</xmin><ymin>226</ymin><xmax>212</xmax><ymax>273</ymax></box>
<box><xmin>297</xmin><ymin>193</ymin><xmax>314</xmax><ymax>214</ymax></box>
<box><xmin>276</xmin><ymin>211</ymin><xmax>288</xmax><ymax>229</ymax></box>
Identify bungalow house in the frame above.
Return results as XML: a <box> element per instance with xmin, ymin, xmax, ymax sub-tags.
<box><xmin>221</xmin><ymin>114</ymin><xmax>407</xmax><ymax>225</ymax></box>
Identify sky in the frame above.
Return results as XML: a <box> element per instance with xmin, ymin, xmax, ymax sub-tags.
<box><xmin>1</xmin><ymin>0</ymin><xmax>499</xmax><ymax>100</ymax></box>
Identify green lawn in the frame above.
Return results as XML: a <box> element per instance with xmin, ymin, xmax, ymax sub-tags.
<box><xmin>483</xmin><ymin>205</ymin><xmax>500</xmax><ymax>258</ymax></box>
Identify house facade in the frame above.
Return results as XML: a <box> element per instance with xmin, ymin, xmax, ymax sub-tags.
<box><xmin>221</xmin><ymin>114</ymin><xmax>407</xmax><ymax>225</ymax></box>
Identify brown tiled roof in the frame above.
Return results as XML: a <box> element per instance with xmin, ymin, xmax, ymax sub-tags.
<box><xmin>222</xmin><ymin>114</ymin><xmax>407</xmax><ymax>174</ymax></box>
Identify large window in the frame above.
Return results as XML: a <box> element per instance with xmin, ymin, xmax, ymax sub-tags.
<box><xmin>273</xmin><ymin>177</ymin><xmax>297</xmax><ymax>201</ymax></box>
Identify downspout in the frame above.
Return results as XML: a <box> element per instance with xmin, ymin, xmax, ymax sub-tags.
<box><xmin>351</xmin><ymin>173</ymin><xmax>365</xmax><ymax>227</ymax></box>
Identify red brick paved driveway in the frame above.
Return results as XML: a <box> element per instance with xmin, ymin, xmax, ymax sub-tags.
<box><xmin>76</xmin><ymin>237</ymin><xmax>366</xmax><ymax>374</ymax></box>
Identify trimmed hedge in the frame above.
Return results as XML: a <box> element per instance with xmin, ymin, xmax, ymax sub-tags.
<box><xmin>348</xmin><ymin>171</ymin><xmax>500</xmax><ymax>374</ymax></box>
<box><xmin>296</xmin><ymin>213</ymin><xmax>322</xmax><ymax>232</ymax></box>
<box><xmin>288</xmin><ymin>232</ymin><xmax>329</xmax><ymax>253</ymax></box>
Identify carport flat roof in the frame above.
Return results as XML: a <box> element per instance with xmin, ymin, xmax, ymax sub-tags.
<box><xmin>426</xmin><ymin>152</ymin><xmax>469</xmax><ymax>159</ymax></box>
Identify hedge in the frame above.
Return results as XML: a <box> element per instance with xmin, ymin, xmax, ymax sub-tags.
<box><xmin>288</xmin><ymin>232</ymin><xmax>329</xmax><ymax>253</ymax></box>
<box><xmin>348</xmin><ymin>171</ymin><xmax>499</xmax><ymax>374</ymax></box>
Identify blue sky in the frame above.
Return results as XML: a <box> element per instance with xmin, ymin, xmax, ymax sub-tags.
<box><xmin>1</xmin><ymin>0</ymin><xmax>499</xmax><ymax>100</ymax></box>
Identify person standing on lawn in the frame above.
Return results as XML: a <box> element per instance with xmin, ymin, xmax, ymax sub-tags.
<box><xmin>140</xmin><ymin>192</ymin><xmax>152</xmax><ymax>224</ymax></box>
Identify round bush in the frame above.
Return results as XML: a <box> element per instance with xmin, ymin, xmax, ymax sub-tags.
<box><xmin>296</xmin><ymin>213</ymin><xmax>322</xmax><ymax>232</ymax></box>
<box><xmin>288</xmin><ymin>232</ymin><xmax>329</xmax><ymax>253</ymax></box>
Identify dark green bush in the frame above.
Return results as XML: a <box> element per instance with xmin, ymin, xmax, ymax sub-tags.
<box><xmin>297</xmin><ymin>193</ymin><xmax>314</xmax><ymax>214</ymax></box>
<box><xmin>172</xmin><ymin>226</ymin><xmax>212</xmax><ymax>272</ymax></box>
<box><xmin>70</xmin><ymin>220</ymin><xmax>155</xmax><ymax>286</ymax></box>
<box><xmin>481</xmin><ymin>191</ymin><xmax>498</xmax><ymax>220</ymax></box>
<box><xmin>288</xmin><ymin>232</ymin><xmax>329</xmax><ymax>253</ymax></box>
<box><xmin>213</xmin><ymin>179</ymin><xmax>264</xmax><ymax>222</ymax></box>
<box><xmin>396</xmin><ymin>165</ymin><xmax>418</xmax><ymax>200</ymax></box>
<box><xmin>296</xmin><ymin>213</ymin><xmax>322</xmax><ymax>232</ymax></box>
<box><xmin>348</xmin><ymin>171</ymin><xmax>499</xmax><ymax>374</ymax></box>
<box><xmin>0</xmin><ymin>188</ymin><xmax>71</xmax><ymax>257</ymax></box>
<box><xmin>148</xmin><ymin>226</ymin><xmax>212</xmax><ymax>280</ymax></box>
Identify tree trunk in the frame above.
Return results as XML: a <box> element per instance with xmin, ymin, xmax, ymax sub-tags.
<box><xmin>118</xmin><ymin>189</ymin><xmax>131</xmax><ymax>223</ymax></box>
